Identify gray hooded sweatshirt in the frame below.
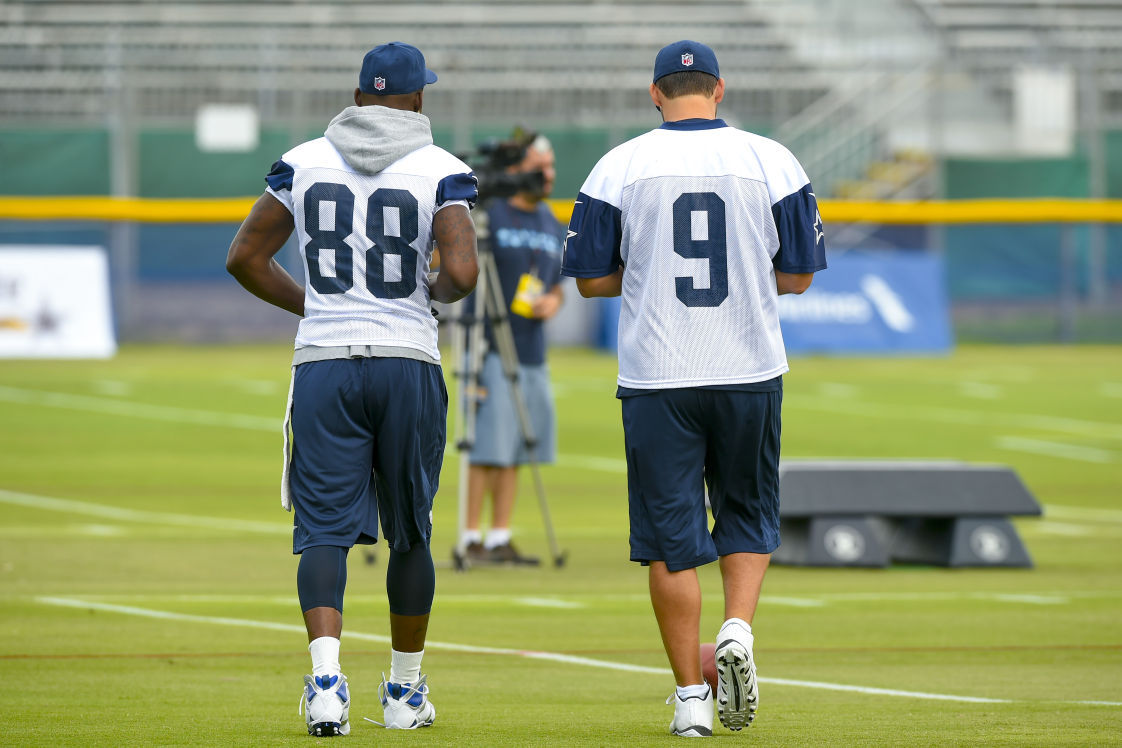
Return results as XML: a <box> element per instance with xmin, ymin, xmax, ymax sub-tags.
<box><xmin>324</xmin><ymin>105</ymin><xmax>433</xmax><ymax>175</ymax></box>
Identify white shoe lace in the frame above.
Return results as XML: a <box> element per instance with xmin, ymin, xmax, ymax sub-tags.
<box><xmin>363</xmin><ymin>672</ymin><xmax>430</xmax><ymax>727</ymax></box>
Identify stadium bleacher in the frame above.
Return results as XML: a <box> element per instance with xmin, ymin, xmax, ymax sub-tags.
<box><xmin>1</xmin><ymin>1</ymin><xmax>1118</xmax><ymax>342</ymax></box>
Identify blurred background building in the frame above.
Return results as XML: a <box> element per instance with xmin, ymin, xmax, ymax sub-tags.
<box><xmin>1</xmin><ymin>0</ymin><xmax>1120</xmax><ymax>344</ymax></box>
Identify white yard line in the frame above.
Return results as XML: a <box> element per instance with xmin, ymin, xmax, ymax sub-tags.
<box><xmin>795</xmin><ymin>396</ymin><xmax>1122</xmax><ymax>442</ymax></box>
<box><xmin>0</xmin><ymin>385</ymin><xmax>278</xmax><ymax>431</ymax></box>
<box><xmin>0</xmin><ymin>488</ymin><xmax>290</xmax><ymax>535</ymax></box>
<box><xmin>37</xmin><ymin>596</ymin><xmax>1022</xmax><ymax>704</ymax></box>
<box><xmin>761</xmin><ymin>596</ymin><xmax>827</xmax><ymax>607</ymax></box>
<box><xmin>513</xmin><ymin>597</ymin><xmax>585</xmax><ymax>609</ymax></box>
<box><xmin>988</xmin><ymin>594</ymin><xmax>1068</xmax><ymax>605</ymax></box>
<box><xmin>90</xmin><ymin>380</ymin><xmax>133</xmax><ymax>397</ymax></box>
<box><xmin>959</xmin><ymin>381</ymin><xmax>1003</xmax><ymax>400</ymax></box>
<box><xmin>996</xmin><ymin>436</ymin><xmax>1113</xmax><ymax>464</ymax></box>
<box><xmin>1043</xmin><ymin>505</ymin><xmax>1122</xmax><ymax>524</ymax></box>
<box><xmin>554</xmin><ymin>454</ymin><xmax>628</xmax><ymax>473</ymax></box>
<box><xmin>1024</xmin><ymin>521</ymin><xmax>1093</xmax><ymax>537</ymax></box>
<box><xmin>0</xmin><ymin>385</ymin><xmax>618</xmax><ymax>473</ymax></box>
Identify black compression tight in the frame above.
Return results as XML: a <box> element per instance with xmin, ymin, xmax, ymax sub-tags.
<box><xmin>386</xmin><ymin>542</ymin><xmax>435</xmax><ymax>616</ymax></box>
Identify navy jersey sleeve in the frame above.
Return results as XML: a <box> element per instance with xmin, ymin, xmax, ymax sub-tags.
<box><xmin>772</xmin><ymin>183</ymin><xmax>827</xmax><ymax>274</ymax></box>
<box><xmin>561</xmin><ymin>191</ymin><xmax>623</xmax><ymax>278</ymax></box>
<box><xmin>436</xmin><ymin>172</ymin><xmax>479</xmax><ymax>210</ymax></box>
<box><xmin>265</xmin><ymin>158</ymin><xmax>295</xmax><ymax>214</ymax></box>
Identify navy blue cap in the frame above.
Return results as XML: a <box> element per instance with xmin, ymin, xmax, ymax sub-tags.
<box><xmin>653</xmin><ymin>40</ymin><xmax>719</xmax><ymax>83</ymax></box>
<box><xmin>359</xmin><ymin>42</ymin><xmax>438</xmax><ymax>95</ymax></box>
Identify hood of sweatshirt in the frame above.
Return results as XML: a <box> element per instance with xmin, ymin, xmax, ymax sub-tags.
<box><xmin>324</xmin><ymin>105</ymin><xmax>433</xmax><ymax>176</ymax></box>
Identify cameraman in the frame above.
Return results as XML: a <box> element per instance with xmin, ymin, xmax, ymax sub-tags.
<box><xmin>462</xmin><ymin>133</ymin><xmax>564</xmax><ymax>565</ymax></box>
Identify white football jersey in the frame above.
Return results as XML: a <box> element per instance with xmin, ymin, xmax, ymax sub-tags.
<box><xmin>562</xmin><ymin>119</ymin><xmax>826</xmax><ymax>389</ymax></box>
<box><xmin>266</xmin><ymin>138</ymin><xmax>476</xmax><ymax>362</ymax></box>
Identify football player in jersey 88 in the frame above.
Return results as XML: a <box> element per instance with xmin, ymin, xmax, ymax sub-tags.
<box><xmin>227</xmin><ymin>41</ymin><xmax>479</xmax><ymax>735</ymax></box>
<box><xmin>561</xmin><ymin>39</ymin><xmax>827</xmax><ymax>736</ymax></box>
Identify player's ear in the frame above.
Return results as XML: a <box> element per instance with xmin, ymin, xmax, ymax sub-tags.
<box><xmin>353</xmin><ymin>88</ymin><xmax>363</xmax><ymax>107</ymax></box>
<box><xmin>649</xmin><ymin>82</ymin><xmax>661</xmax><ymax>109</ymax></box>
<box><xmin>414</xmin><ymin>90</ymin><xmax>424</xmax><ymax>113</ymax></box>
<box><xmin>713</xmin><ymin>78</ymin><xmax>726</xmax><ymax>105</ymax></box>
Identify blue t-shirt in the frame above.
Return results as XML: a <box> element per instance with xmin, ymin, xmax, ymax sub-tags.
<box><xmin>471</xmin><ymin>200</ymin><xmax>564</xmax><ymax>366</ymax></box>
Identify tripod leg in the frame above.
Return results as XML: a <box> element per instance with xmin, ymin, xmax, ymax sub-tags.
<box><xmin>451</xmin><ymin>256</ymin><xmax>490</xmax><ymax>571</ymax></box>
<box><xmin>480</xmin><ymin>253</ymin><xmax>566</xmax><ymax>567</ymax></box>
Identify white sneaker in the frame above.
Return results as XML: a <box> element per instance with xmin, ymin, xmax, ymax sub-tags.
<box><xmin>300</xmin><ymin>673</ymin><xmax>350</xmax><ymax>737</ymax></box>
<box><xmin>666</xmin><ymin>687</ymin><xmax>714</xmax><ymax>737</ymax></box>
<box><xmin>715</xmin><ymin>618</ymin><xmax>758</xmax><ymax>730</ymax></box>
<box><xmin>378</xmin><ymin>673</ymin><xmax>436</xmax><ymax>729</ymax></box>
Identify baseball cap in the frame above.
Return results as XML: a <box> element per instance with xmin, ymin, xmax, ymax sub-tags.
<box><xmin>653</xmin><ymin>40</ymin><xmax>719</xmax><ymax>83</ymax></box>
<box><xmin>359</xmin><ymin>42</ymin><xmax>438</xmax><ymax>95</ymax></box>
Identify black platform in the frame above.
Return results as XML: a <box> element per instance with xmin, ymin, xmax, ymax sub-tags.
<box><xmin>773</xmin><ymin>460</ymin><xmax>1042</xmax><ymax>568</ymax></box>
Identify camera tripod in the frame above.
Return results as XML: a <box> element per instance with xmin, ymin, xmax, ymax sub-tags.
<box><xmin>448</xmin><ymin>211</ymin><xmax>567</xmax><ymax>571</ymax></box>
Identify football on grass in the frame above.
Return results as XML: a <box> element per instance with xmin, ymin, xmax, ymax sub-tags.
<box><xmin>700</xmin><ymin>642</ymin><xmax>717</xmax><ymax>690</ymax></box>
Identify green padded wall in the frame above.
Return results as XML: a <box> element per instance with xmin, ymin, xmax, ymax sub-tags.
<box><xmin>138</xmin><ymin>129</ymin><xmax>295</xmax><ymax>198</ymax></box>
<box><xmin>943</xmin><ymin>155</ymin><xmax>1090</xmax><ymax>199</ymax></box>
<box><xmin>0</xmin><ymin>128</ymin><xmax>112</xmax><ymax>195</ymax></box>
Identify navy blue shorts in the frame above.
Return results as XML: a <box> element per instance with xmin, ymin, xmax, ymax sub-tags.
<box><xmin>289</xmin><ymin>357</ymin><xmax>448</xmax><ymax>554</ymax></box>
<box><xmin>621</xmin><ymin>384</ymin><xmax>782</xmax><ymax>572</ymax></box>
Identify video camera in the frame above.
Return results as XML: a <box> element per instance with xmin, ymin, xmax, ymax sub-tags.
<box><xmin>457</xmin><ymin>126</ymin><xmax>546</xmax><ymax>203</ymax></box>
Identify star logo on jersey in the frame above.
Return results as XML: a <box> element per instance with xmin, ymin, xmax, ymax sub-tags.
<box><xmin>681</xmin><ymin>53</ymin><xmax>694</xmax><ymax>67</ymax></box>
<box><xmin>809</xmin><ymin>192</ymin><xmax>824</xmax><ymax>245</ymax></box>
<box><xmin>374</xmin><ymin>76</ymin><xmax>386</xmax><ymax>91</ymax></box>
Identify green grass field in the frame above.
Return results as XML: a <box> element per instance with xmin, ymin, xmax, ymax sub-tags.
<box><xmin>1</xmin><ymin>343</ymin><xmax>1120</xmax><ymax>746</ymax></box>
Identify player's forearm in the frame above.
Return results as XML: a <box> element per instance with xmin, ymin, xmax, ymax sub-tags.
<box><xmin>429</xmin><ymin>266</ymin><xmax>477</xmax><ymax>303</ymax></box>
<box><xmin>430</xmin><ymin>205</ymin><xmax>479</xmax><ymax>302</ymax></box>
<box><xmin>775</xmin><ymin>271</ymin><xmax>813</xmax><ymax>295</ymax></box>
<box><xmin>227</xmin><ymin>193</ymin><xmax>302</xmax><ymax>314</ymax></box>
<box><xmin>576</xmin><ymin>269</ymin><xmax>623</xmax><ymax>298</ymax></box>
<box><xmin>228</xmin><ymin>256</ymin><xmax>306</xmax><ymax>316</ymax></box>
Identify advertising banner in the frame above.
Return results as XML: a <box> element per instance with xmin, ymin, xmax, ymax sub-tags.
<box><xmin>0</xmin><ymin>246</ymin><xmax>116</xmax><ymax>358</ymax></box>
<box><xmin>778</xmin><ymin>251</ymin><xmax>953</xmax><ymax>354</ymax></box>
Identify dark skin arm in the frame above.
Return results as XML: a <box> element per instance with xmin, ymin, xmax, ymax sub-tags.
<box><xmin>575</xmin><ymin>268</ymin><xmax>624</xmax><ymax>298</ymax></box>
<box><xmin>775</xmin><ymin>270</ymin><xmax>814</xmax><ymax>295</ymax></box>
<box><xmin>429</xmin><ymin>204</ymin><xmax>479</xmax><ymax>303</ymax></box>
<box><xmin>226</xmin><ymin>192</ymin><xmax>303</xmax><ymax>316</ymax></box>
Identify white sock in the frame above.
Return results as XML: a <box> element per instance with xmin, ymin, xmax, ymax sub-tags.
<box><xmin>390</xmin><ymin>648</ymin><xmax>424</xmax><ymax>685</ymax></box>
<box><xmin>461</xmin><ymin>529</ymin><xmax>483</xmax><ymax>545</ymax></box>
<box><xmin>309</xmin><ymin>636</ymin><xmax>341</xmax><ymax>677</ymax></box>
<box><xmin>484</xmin><ymin>527</ymin><xmax>511</xmax><ymax>549</ymax></box>
<box><xmin>676</xmin><ymin>683</ymin><xmax>710</xmax><ymax>701</ymax></box>
<box><xmin>720</xmin><ymin>617</ymin><xmax>752</xmax><ymax>636</ymax></box>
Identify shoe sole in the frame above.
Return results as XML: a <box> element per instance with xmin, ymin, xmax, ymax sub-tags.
<box><xmin>715</xmin><ymin>640</ymin><xmax>758</xmax><ymax>731</ymax></box>
<box><xmin>308</xmin><ymin>721</ymin><xmax>348</xmax><ymax>737</ymax></box>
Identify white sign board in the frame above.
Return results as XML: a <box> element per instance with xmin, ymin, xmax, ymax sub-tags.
<box><xmin>195</xmin><ymin>103</ymin><xmax>260</xmax><ymax>153</ymax></box>
<box><xmin>0</xmin><ymin>246</ymin><xmax>116</xmax><ymax>358</ymax></box>
<box><xmin>1014</xmin><ymin>66</ymin><xmax>1075</xmax><ymax>157</ymax></box>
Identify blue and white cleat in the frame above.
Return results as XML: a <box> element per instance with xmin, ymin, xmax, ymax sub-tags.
<box><xmin>300</xmin><ymin>673</ymin><xmax>350</xmax><ymax>737</ymax></box>
<box><xmin>715</xmin><ymin>618</ymin><xmax>758</xmax><ymax>730</ymax></box>
<box><xmin>372</xmin><ymin>673</ymin><xmax>436</xmax><ymax>729</ymax></box>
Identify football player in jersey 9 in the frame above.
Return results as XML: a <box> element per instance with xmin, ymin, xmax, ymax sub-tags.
<box><xmin>226</xmin><ymin>41</ymin><xmax>478</xmax><ymax>735</ymax></box>
<box><xmin>561</xmin><ymin>40</ymin><xmax>827</xmax><ymax>737</ymax></box>
<box><xmin>460</xmin><ymin>129</ymin><xmax>565</xmax><ymax>565</ymax></box>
